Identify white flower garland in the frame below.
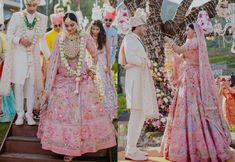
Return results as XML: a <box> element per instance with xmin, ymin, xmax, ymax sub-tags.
<box><xmin>59</xmin><ymin>30</ymin><xmax>85</xmax><ymax>94</ymax></box>
<box><xmin>21</xmin><ymin>10</ymin><xmax>41</xmax><ymax>55</ymax></box>
<box><xmin>59</xmin><ymin>30</ymin><xmax>104</xmax><ymax>100</ymax></box>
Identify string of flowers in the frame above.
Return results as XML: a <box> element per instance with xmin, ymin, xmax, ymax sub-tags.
<box><xmin>59</xmin><ymin>30</ymin><xmax>86</xmax><ymax>94</ymax></box>
<box><xmin>90</xmin><ymin>65</ymin><xmax>104</xmax><ymax>101</ymax></box>
<box><xmin>21</xmin><ymin>10</ymin><xmax>41</xmax><ymax>55</ymax></box>
<box><xmin>59</xmin><ymin>30</ymin><xmax>104</xmax><ymax>100</ymax></box>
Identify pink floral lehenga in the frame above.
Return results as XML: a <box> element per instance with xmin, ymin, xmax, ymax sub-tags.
<box><xmin>37</xmin><ymin>33</ymin><xmax>116</xmax><ymax>156</ymax></box>
<box><xmin>160</xmin><ymin>24</ymin><xmax>232</xmax><ymax>162</ymax></box>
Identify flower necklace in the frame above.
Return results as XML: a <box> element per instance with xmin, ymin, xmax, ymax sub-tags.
<box><xmin>59</xmin><ymin>30</ymin><xmax>104</xmax><ymax>100</ymax></box>
<box><xmin>21</xmin><ymin>11</ymin><xmax>41</xmax><ymax>55</ymax></box>
<box><xmin>59</xmin><ymin>30</ymin><xmax>86</xmax><ymax>94</ymax></box>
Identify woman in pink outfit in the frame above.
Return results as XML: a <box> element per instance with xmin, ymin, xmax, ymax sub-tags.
<box><xmin>88</xmin><ymin>20</ymin><xmax>118</xmax><ymax>120</ymax></box>
<box><xmin>161</xmin><ymin>23</ymin><xmax>232</xmax><ymax>162</ymax></box>
<box><xmin>37</xmin><ymin>12</ymin><xmax>116</xmax><ymax>162</ymax></box>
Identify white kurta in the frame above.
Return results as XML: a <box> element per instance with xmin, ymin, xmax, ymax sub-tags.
<box><xmin>6</xmin><ymin>11</ymin><xmax>49</xmax><ymax>85</ymax></box>
<box><xmin>122</xmin><ymin>33</ymin><xmax>159</xmax><ymax>118</ymax></box>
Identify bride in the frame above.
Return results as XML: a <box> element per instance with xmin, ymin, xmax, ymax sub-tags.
<box><xmin>37</xmin><ymin>11</ymin><xmax>116</xmax><ymax>162</ymax></box>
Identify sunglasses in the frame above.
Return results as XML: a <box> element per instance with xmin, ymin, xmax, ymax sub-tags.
<box><xmin>54</xmin><ymin>24</ymin><xmax>62</xmax><ymax>28</ymax></box>
<box><xmin>105</xmin><ymin>19</ymin><xmax>113</xmax><ymax>22</ymax></box>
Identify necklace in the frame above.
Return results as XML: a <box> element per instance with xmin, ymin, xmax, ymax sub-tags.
<box><xmin>59</xmin><ymin>30</ymin><xmax>104</xmax><ymax>99</ymax></box>
<box><xmin>65</xmin><ymin>31</ymin><xmax>80</xmax><ymax>41</ymax></box>
<box><xmin>24</xmin><ymin>15</ymin><xmax>37</xmax><ymax>30</ymax></box>
<box><xmin>64</xmin><ymin>37</ymin><xmax>80</xmax><ymax>60</ymax></box>
<box><xmin>59</xmin><ymin>30</ymin><xmax>85</xmax><ymax>84</ymax></box>
<box><xmin>21</xmin><ymin>11</ymin><xmax>41</xmax><ymax>55</ymax></box>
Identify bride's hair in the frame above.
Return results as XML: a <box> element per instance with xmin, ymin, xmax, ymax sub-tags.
<box><xmin>188</xmin><ymin>23</ymin><xmax>195</xmax><ymax>30</ymax></box>
<box><xmin>63</xmin><ymin>12</ymin><xmax>78</xmax><ymax>24</ymax></box>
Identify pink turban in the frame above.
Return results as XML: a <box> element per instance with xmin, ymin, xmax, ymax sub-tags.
<box><xmin>50</xmin><ymin>13</ymin><xmax>64</xmax><ymax>25</ymax></box>
<box><xmin>103</xmin><ymin>10</ymin><xmax>116</xmax><ymax>20</ymax></box>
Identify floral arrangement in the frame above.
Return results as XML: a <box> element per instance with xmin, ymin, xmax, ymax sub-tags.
<box><xmin>216</xmin><ymin>0</ymin><xmax>229</xmax><ymax>18</ymax></box>
<box><xmin>145</xmin><ymin>61</ymin><xmax>174</xmax><ymax>132</ymax></box>
<box><xmin>116</xmin><ymin>3</ymin><xmax>130</xmax><ymax>34</ymax></box>
<box><xmin>59</xmin><ymin>30</ymin><xmax>86</xmax><ymax>92</ymax></box>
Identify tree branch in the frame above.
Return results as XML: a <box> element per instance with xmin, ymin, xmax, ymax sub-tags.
<box><xmin>185</xmin><ymin>0</ymin><xmax>219</xmax><ymax>25</ymax></box>
<box><xmin>124</xmin><ymin>0</ymin><xmax>146</xmax><ymax>15</ymax></box>
<box><xmin>173</xmin><ymin>0</ymin><xmax>193</xmax><ymax>24</ymax></box>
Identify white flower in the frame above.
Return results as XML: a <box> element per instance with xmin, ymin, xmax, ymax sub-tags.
<box><xmin>160</xmin><ymin>118</ymin><xmax>166</xmax><ymax>123</ymax></box>
<box><xmin>163</xmin><ymin>97</ymin><xmax>168</xmax><ymax>103</ymax></box>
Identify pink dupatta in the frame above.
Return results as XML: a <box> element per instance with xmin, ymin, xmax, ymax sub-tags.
<box><xmin>194</xmin><ymin>23</ymin><xmax>231</xmax><ymax>144</ymax></box>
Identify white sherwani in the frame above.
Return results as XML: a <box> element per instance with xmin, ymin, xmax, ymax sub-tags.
<box><xmin>7</xmin><ymin>11</ymin><xmax>49</xmax><ymax>85</ymax></box>
<box><xmin>120</xmin><ymin>32</ymin><xmax>159</xmax><ymax>155</ymax></box>
<box><xmin>6</xmin><ymin>11</ymin><xmax>49</xmax><ymax>117</ymax></box>
<box><xmin>122</xmin><ymin>33</ymin><xmax>158</xmax><ymax>117</ymax></box>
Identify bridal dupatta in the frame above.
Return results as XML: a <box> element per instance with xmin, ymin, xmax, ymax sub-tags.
<box><xmin>194</xmin><ymin>23</ymin><xmax>231</xmax><ymax>144</ymax></box>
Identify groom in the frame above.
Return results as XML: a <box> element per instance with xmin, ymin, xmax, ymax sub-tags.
<box><xmin>5</xmin><ymin>0</ymin><xmax>49</xmax><ymax>125</ymax></box>
<box><xmin>119</xmin><ymin>9</ymin><xmax>159</xmax><ymax>161</ymax></box>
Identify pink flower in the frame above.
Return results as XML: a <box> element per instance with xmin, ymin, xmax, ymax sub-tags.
<box><xmin>158</xmin><ymin>99</ymin><xmax>163</xmax><ymax>105</ymax></box>
<box><xmin>156</xmin><ymin>120</ymin><xmax>161</xmax><ymax>128</ymax></box>
<box><xmin>119</xmin><ymin>20</ymin><xmax>125</xmax><ymax>24</ymax></box>
<box><xmin>123</xmin><ymin>12</ymin><xmax>128</xmax><ymax>17</ymax></box>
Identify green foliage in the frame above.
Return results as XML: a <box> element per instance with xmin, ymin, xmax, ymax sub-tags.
<box><xmin>112</xmin><ymin>63</ymin><xmax>118</xmax><ymax>74</ymax></box>
<box><xmin>118</xmin><ymin>94</ymin><xmax>127</xmax><ymax>116</ymax></box>
<box><xmin>0</xmin><ymin>123</ymin><xmax>9</xmax><ymax>144</ymax></box>
<box><xmin>80</xmin><ymin>0</ymin><xmax>103</xmax><ymax>21</ymax></box>
<box><xmin>230</xmin><ymin>125</ymin><xmax>235</xmax><ymax>132</ymax></box>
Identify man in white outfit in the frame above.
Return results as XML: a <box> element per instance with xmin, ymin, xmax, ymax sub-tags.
<box><xmin>5</xmin><ymin>0</ymin><xmax>49</xmax><ymax>125</ymax></box>
<box><xmin>119</xmin><ymin>9</ymin><xmax>159</xmax><ymax>161</ymax></box>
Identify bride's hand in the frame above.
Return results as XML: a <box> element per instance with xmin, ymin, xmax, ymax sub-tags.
<box><xmin>88</xmin><ymin>69</ymin><xmax>96</xmax><ymax>80</ymax></box>
<box><xmin>105</xmin><ymin>66</ymin><xmax>111</xmax><ymax>74</ymax></box>
<box><xmin>164</xmin><ymin>36</ymin><xmax>173</xmax><ymax>44</ymax></box>
<box><xmin>39</xmin><ymin>91</ymin><xmax>48</xmax><ymax>111</ymax></box>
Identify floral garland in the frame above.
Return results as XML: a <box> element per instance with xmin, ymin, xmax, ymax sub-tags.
<box><xmin>59</xmin><ymin>30</ymin><xmax>86</xmax><ymax>94</ymax></box>
<box><xmin>21</xmin><ymin>10</ymin><xmax>41</xmax><ymax>55</ymax></box>
<box><xmin>59</xmin><ymin>30</ymin><xmax>104</xmax><ymax>100</ymax></box>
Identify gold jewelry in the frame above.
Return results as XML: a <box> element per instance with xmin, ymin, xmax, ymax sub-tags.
<box><xmin>65</xmin><ymin>17</ymin><xmax>72</xmax><ymax>24</ymax></box>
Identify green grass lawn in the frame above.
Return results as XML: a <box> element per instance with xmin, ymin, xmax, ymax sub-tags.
<box><xmin>0</xmin><ymin>123</ymin><xmax>9</xmax><ymax>145</ymax></box>
<box><xmin>209</xmin><ymin>54</ymin><xmax>235</xmax><ymax>65</ymax></box>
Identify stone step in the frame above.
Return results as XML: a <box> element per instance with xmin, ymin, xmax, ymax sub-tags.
<box><xmin>11</xmin><ymin>124</ymin><xmax>38</xmax><ymax>137</ymax></box>
<box><xmin>0</xmin><ymin>153</ymin><xmax>109</xmax><ymax>162</ymax></box>
<box><xmin>4</xmin><ymin>136</ymin><xmax>55</xmax><ymax>155</ymax></box>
